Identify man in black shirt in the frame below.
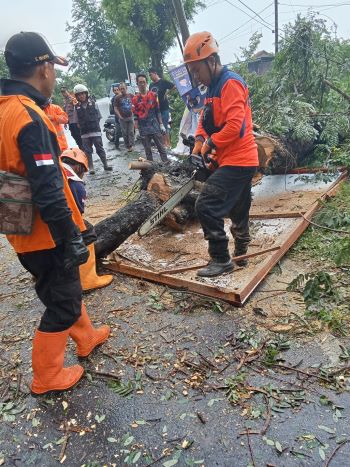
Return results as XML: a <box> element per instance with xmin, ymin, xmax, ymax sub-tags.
<box><xmin>149</xmin><ymin>68</ymin><xmax>175</xmax><ymax>148</ymax></box>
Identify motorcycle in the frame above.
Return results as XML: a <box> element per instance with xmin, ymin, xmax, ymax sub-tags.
<box><xmin>103</xmin><ymin>115</ymin><xmax>122</xmax><ymax>144</ymax></box>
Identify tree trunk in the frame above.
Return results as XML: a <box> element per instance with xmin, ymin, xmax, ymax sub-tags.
<box><xmin>150</xmin><ymin>51</ymin><xmax>163</xmax><ymax>75</ymax></box>
<box><xmin>94</xmin><ymin>190</ymin><xmax>160</xmax><ymax>258</ymax></box>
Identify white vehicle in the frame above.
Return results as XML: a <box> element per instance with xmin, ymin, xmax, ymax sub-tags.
<box><xmin>109</xmin><ymin>81</ymin><xmax>135</xmax><ymax>98</ymax></box>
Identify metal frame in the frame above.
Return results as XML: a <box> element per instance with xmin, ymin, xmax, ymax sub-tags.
<box><xmin>106</xmin><ymin>172</ymin><xmax>347</xmax><ymax>306</ymax></box>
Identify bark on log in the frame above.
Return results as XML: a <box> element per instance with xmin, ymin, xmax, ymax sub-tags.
<box><xmin>94</xmin><ymin>190</ymin><xmax>160</xmax><ymax>258</ymax></box>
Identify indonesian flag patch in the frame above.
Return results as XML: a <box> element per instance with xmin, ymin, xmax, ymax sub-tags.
<box><xmin>33</xmin><ymin>153</ymin><xmax>54</xmax><ymax>166</ymax></box>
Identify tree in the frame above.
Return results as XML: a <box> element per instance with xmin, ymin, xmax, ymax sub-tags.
<box><xmin>0</xmin><ymin>52</ymin><xmax>9</xmax><ymax>79</ymax></box>
<box><xmin>67</xmin><ymin>0</ymin><xmax>136</xmax><ymax>81</ymax></box>
<box><xmin>233</xmin><ymin>14</ymin><xmax>350</xmax><ymax>166</ymax></box>
<box><xmin>103</xmin><ymin>0</ymin><xmax>205</xmax><ymax>72</ymax></box>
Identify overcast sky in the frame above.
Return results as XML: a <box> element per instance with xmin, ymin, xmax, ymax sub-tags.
<box><xmin>1</xmin><ymin>0</ymin><xmax>350</xmax><ymax>70</ymax></box>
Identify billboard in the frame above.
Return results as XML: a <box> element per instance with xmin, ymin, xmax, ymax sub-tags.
<box><xmin>169</xmin><ymin>65</ymin><xmax>207</xmax><ymax>113</ymax></box>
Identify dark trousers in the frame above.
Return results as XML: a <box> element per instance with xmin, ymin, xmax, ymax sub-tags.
<box><xmin>114</xmin><ymin>116</ymin><xmax>121</xmax><ymax>148</ymax></box>
<box><xmin>120</xmin><ymin>118</ymin><xmax>135</xmax><ymax>149</ymax></box>
<box><xmin>82</xmin><ymin>136</ymin><xmax>108</xmax><ymax>170</ymax></box>
<box><xmin>69</xmin><ymin>123</ymin><xmax>82</xmax><ymax>149</ymax></box>
<box><xmin>140</xmin><ymin>133</ymin><xmax>168</xmax><ymax>162</ymax></box>
<box><xmin>18</xmin><ymin>246</ymin><xmax>82</xmax><ymax>332</ymax></box>
<box><xmin>195</xmin><ymin>166</ymin><xmax>256</xmax><ymax>262</ymax></box>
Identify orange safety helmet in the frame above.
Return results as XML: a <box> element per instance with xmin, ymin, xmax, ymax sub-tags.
<box><xmin>183</xmin><ymin>31</ymin><xmax>219</xmax><ymax>63</ymax></box>
<box><xmin>60</xmin><ymin>148</ymin><xmax>88</xmax><ymax>172</ymax></box>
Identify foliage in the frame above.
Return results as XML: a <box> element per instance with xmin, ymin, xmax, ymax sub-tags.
<box><xmin>224</xmin><ymin>372</ymin><xmax>247</xmax><ymax>404</ymax></box>
<box><xmin>262</xmin><ymin>338</ymin><xmax>290</xmax><ymax>367</ymax></box>
<box><xmin>67</xmin><ymin>0</ymin><xmax>136</xmax><ymax>81</ymax></box>
<box><xmin>103</xmin><ymin>0</ymin><xmax>205</xmax><ymax>71</ymax></box>
<box><xmin>108</xmin><ymin>379</ymin><xmax>134</xmax><ymax>397</ymax></box>
<box><xmin>169</xmin><ymin>91</ymin><xmax>186</xmax><ymax>145</ymax></box>
<box><xmin>0</xmin><ymin>52</ymin><xmax>9</xmax><ymax>79</ymax></box>
<box><xmin>287</xmin><ymin>271</ymin><xmax>338</xmax><ymax>308</ymax></box>
<box><xmin>233</xmin><ymin>13</ymin><xmax>350</xmax><ymax>165</ymax></box>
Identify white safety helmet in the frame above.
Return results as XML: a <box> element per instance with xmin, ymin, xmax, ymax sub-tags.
<box><xmin>73</xmin><ymin>84</ymin><xmax>88</xmax><ymax>95</ymax></box>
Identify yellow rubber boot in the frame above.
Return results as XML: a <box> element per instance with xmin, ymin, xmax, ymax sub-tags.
<box><xmin>31</xmin><ymin>329</ymin><xmax>84</xmax><ymax>395</ymax></box>
<box><xmin>79</xmin><ymin>243</ymin><xmax>113</xmax><ymax>291</ymax></box>
<box><xmin>69</xmin><ymin>303</ymin><xmax>110</xmax><ymax>357</ymax></box>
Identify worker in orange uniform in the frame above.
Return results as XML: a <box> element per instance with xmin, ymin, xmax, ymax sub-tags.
<box><xmin>43</xmin><ymin>100</ymin><xmax>69</xmax><ymax>152</ymax></box>
<box><xmin>59</xmin><ymin>148</ymin><xmax>113</xmax><ymax>291</ymax></box>
<box><xmin>0</xmin><ymin>32</ymin><xmax>110</xmax><ymax>395</ymax></box>
<box><xmin>183</xmin><ymin>32</ymin><xmax>258</xmax><ymax>277</ymax></box>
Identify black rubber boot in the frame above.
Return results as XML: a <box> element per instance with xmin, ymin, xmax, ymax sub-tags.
<box><xmin>233</xmin><ymin>241</ymin><xmax>249</xmax><ymax>267</ymax></box>
<box><xmin>196</xmin><ymin>259</ymin><xmax>234</xmax><ymax>278</ymax></box>
<box><xmin>99</xmin><ymin>153</ymin><xmax>112</xmax><ymax>171</ymax></box>
<box><xmin>87</xmin><ymin>154</ymin><xmax>95</xmax><ymax>174</ymax></box>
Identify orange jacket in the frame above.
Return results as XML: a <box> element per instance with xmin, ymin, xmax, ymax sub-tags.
<box><xmin>0</xmin><ymin>83</ymin><xmax>85</xmax><ymax>254</ymax></box>
<box><xmin>196</xmin><ymin>66</ymin><xmax>258</xmax><ymax>167</ymax></box>
<box><xmin>44</xmin><ymin>103</ymin><xmax>69</xmax><ymax>152</ymax></box>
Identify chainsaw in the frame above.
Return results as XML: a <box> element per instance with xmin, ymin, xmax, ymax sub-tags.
<box><xmin>138</xmin><ymin>136</ymin><xmax>216</xmax><ymax>237</ymax></box>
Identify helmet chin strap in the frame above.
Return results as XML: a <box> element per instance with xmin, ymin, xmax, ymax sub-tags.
<box><xmin>205</xmin><ymin>55</ymin><xmax>218</xmax><ymax>85</ymax></box>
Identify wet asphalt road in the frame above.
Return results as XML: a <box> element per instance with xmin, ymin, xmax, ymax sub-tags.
<box><xmin>0</xmin><ymin>98</ymin><xmax>350</xmax><ymax>466</ymax></box>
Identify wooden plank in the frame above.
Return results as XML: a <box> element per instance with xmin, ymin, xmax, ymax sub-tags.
<box><xmin>249</xmin><ymin>211</ymin><xmax>304</xmax><ymax>219</ymax></box>
<box><xmin>273</xmin><ymin>167</ymin><xmax>347</xmax><ymax>174</ymax></box>
<box><xmin>106</xmin><ymin>171</ymin><xmax>347</xmax><ymax>307</ymax></box>
<box><xmin>106</xmin><ymin>261</ymin><xmax>243</xmax><ymax>306</ymax></box>
<box><xmin>238</xmin><ymin>171</ymin><xmax>348</xmax><ymax>304</ymax></box>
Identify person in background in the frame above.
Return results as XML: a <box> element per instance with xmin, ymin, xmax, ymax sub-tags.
<box><xmin>183</xmin><ymin>31</ymin><xmax>258</xmax><ymax>278</ymax></box>
<box><xmin>114</xmin><ymin>81</ymin><xmax>134</xmax><ymax>152</ymax></box>
<box><xmin>132</xmin><ymin>74</ymin><xmax>168</xmax><ymax>162</ymax></box>
<box><xmin>61</xmin><ymin>87</ymin><xmax>82</xmax><ymax>149</ymax></box>
<box><xmin>43</xmin><ymin>100</ymin><xmax>68</xmax><ymax>153</ymax></box>
<box><xmin>109</xmin><ymin>84</ymin><xmax>121</xmax><ymax>149</ymax></box>
<box><xmin>0</xmin><ymin>31</ymin><xmax>110</xmax><ymax>395</ymax></box>
<box><xmin>73</xmin><ymin>84</ymin><xmax>112</xmax><ymax>174</ymax></box>
<box><xmin>60</xmin><ymin>148</ymin><xmax>113</xmax><ymax>291</ymax></box>
<box><xmin>149</xmin><ymin>68</ymin><xmax>175</xmax><ymax>148</ymax></box>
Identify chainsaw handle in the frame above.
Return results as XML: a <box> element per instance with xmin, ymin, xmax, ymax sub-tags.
<box><xmin>203</xmin><ymin>151</ymin><xmax>219</xmax><ymax>169</ymax></box>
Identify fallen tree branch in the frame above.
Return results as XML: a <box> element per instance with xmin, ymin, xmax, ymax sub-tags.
<box><xmin>324</xmin><ymin>439</ymin><xmax>350</xmax><ymax>467</ymax></box>
<box><xmin>324</xmin><ymin>79</ymin><xmax>350</xmax><ymax>102</ymax></box>
<box><xmin>160</xmin><ymin>246</ymin><xmax>281</xmax><ymax>275</ymax></box>
<box><xmin>301</xmin><ymin>213</ymin><xmax>350</xmax><ymax>235</ymax></box>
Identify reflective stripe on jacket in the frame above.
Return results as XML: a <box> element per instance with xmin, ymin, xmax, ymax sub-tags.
<box><xmin>195</xmin><ymin>66</ymin><xmax>258</xmax><ymax>167</ymax></box>
<box><xmin>0</xmin><ymin>85</ymin><xmax>85</xmax><ymax>253</ymax></box>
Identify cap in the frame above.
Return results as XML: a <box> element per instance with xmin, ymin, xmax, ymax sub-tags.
<box><xmin>4</xmin><ymin>31</ymin><xmax>68</xmax><ymax>68</ymax></box>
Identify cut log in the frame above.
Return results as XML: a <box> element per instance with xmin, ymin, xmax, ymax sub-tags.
<box><xmin>129</xmin><ymin>161</ymin><xmax>153</xmax><ymax>170</ymax></box>
<box><xmin>94</xmin><ymin>190</ymin><xmax>160</xmax><ymax>258</ymax></box>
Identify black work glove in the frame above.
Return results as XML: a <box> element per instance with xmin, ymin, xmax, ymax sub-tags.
<box><xmin>82</xmin><ymin>219</ymin><xmax>97</xmax><ymax>246</ymax></box>
<box><xmin>63</xmin><ymin>233</ymin><xmax>90</xmax><ymax>270</ymax></box>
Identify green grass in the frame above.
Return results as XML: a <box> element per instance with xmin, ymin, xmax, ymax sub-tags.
<box><xmin>288</xmin><ymin>180</ymin><xmax>350</xmax><ymax>336</ymax></box>
<box><xmin>292</xmin><ymin>180</ymin><xmax>350</xmax><ymax>266</ymax></box>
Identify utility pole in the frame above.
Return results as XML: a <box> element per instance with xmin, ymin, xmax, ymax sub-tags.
<box><xmin>172</xmin><ymin>0</ymin><xmax>190</xmax><ymax>45</ymax></box>
<box><xmin>274</xmin><ymin>0</ymin><xmax>279</xmax><ymax>54</ymax></box>
<box><xmin>121</xmin><ymin>44</ymin><xmax>130</xmax><ymax>82</ymax></box>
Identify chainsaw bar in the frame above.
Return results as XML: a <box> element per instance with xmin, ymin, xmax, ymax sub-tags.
<box><xmin>138</xmin><ymin>176</ymin><xmax>196</xmax><ymax>237</ymax></box>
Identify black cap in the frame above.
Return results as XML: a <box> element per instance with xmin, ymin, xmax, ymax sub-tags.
<box><xmin>5</xmin><ymin>32</ymin><xmax>68</xmax><ymax>69</ymax></box>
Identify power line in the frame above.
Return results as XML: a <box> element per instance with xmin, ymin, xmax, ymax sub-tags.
<box><xmin>235</xmin><ymin>0</ymin><xmax>274</xmax><ymax>25</ymax></box>
<box><xmin>219</xmin><ymin>3</ymin><xmax>274</xmax><ymax>42</ymax></box>
<box><xmin>221</xmin><ymin>22</ymin><xmax>270</xmax><ymax>46</ymax></box>
<box><xmin>224</xmin><ymin>0</ymin><xmax>274</xmax><ymax>30</ymax></box>
<box><xmin>222</xmin><ymin>0</ymin><xmax>348</xmax><ymax>68</ymax></box>
<box><xmin>279</xmin><ymin>2</ymin><xmax>350</xmax><ymax>6</ymax></box>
